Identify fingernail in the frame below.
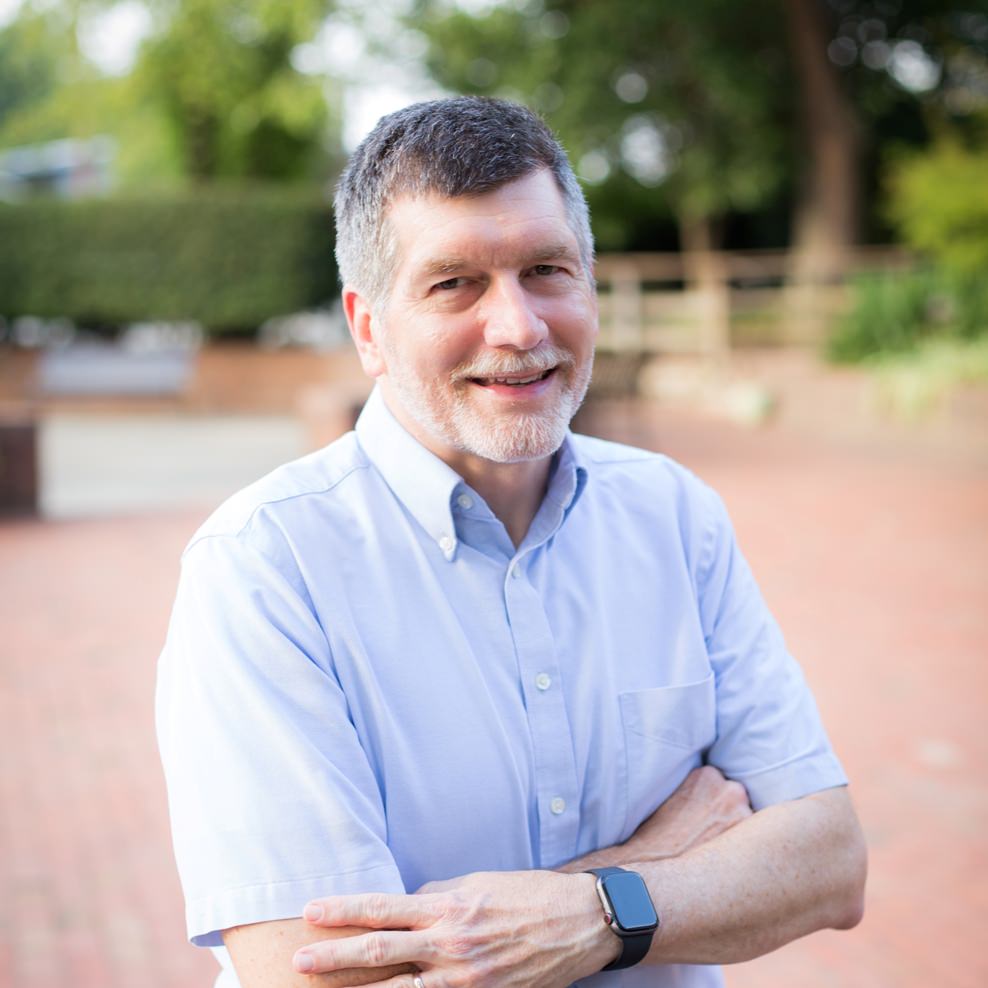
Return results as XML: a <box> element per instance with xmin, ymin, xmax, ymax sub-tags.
<box><xmin>294</xmin><ymin>952</ymin><xmax>314</xmax><ymax>973</ymax></box>
<box><xmin>303</xmin><ymin>903</ymin><xmax>323</xmax><ymax>922</ymax></box>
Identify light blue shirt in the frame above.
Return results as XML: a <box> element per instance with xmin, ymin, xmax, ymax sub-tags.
<box><xmin>157</xmin><ymin>386</ymin><xmax>846</xmax><ymax>988</ymax></box>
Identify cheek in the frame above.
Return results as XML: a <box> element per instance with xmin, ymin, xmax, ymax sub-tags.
<box><xmin>419</xmin><ymin>319</ymin><xmax>480</xmax><ymax>367</ymax></box>
<box><xmin>550</xmin><ymin>297</ymin><xmax>598</xmax><ymax>351</ymax></box>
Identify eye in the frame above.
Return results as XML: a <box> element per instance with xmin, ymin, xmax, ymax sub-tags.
<box><xmin>531</xmin><ymin>264</ymin><xmax>562</xmax><ymax>277</ymax></box>
<box><xmin>434</xmin><ymin>276</ymin><xmax>468</xmax><ymax>291</ymax></box>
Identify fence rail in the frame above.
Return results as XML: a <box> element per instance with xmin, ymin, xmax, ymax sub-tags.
<box><xmin>593</xmin><ymin>246</ymin><xmax>911</xmax><ymax>355</ymax></box>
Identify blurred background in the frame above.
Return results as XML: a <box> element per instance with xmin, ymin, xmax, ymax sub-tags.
<box><xmin>1</xmin><ymin>1</ymin><xmax>986</xmax><ymax>986</ymax></box>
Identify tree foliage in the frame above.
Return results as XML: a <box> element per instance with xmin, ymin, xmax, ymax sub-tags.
<box><xmin>136</xmin><ymin>0</ymin><xmax>337</xmax><ymax>181</ymax></box>
<box><xmin>0</xmin><ymin>0</ymin><xmax>343</xmax><ymax>186</ymax></box>
<box><xmin>406</xmin><ymin>0</ymin><xmax>988</xmax><ymax>254</ymax></box>
<box><xmin>409</xmin><ymin>0</ymin><xmax>790</xmax><ymax>250</ymax></box>
<box><xmin>0</xmin><ymin>8</ymin><xmax>62</xmax><ymax>127</ymax></box>
<box><xmin>886</xmin><ymin>135</ymin><xmax>988</xmax><ymax>277</ymax></box>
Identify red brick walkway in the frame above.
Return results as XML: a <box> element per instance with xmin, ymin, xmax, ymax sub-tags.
<box><xmin>2</xmin><ymin>402</ymin><xmax>985</xmax><ymax>988</ymax></box>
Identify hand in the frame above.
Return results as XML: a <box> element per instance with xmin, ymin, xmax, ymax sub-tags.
<box><xmin>293</xmin><ymin>870</ymin><xmax>618</xmax><ymax>987</ymax></box>
<box><xmin>559</xmin><ymin>766</ymin><xmax>751</xmax><ymax>874</ymax></box>
<box><xmin>628</xmin><ymin>765</ymin><xmax>752</xmax><ymax>860</ymax></box>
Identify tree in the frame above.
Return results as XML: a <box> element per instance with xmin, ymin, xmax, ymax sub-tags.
<box><xmin>137</xmin><ymin>0</ymin><xmax>338</xmax><ymax>182</ymax></box>
<box><xmin>410</xmin><ymin>0</ymin><xmax>790</xmax><ymax>268</ymax></box>
<box><xmin>1</xmin><ymin>0</ymin><xmax>346</xmax><ymax>187</ymax></box>
<box><xmin>0</xmin><ymin>8</ymin><xmax>61</xmax><ymax>129</ymax></box>
<box><xmin>0</xmin><ymin>7</ymin><xmax>182</xmax><ymax>187</ymax></box>
<box><xmin>785</xmin><ymin>0</ymin><xmax>862</xmax><ymax>283</ymax></box>
<box><xmin>407</xmin><ymin>0</ymin><xmax>988</xmax><ymax>269</ymax></box>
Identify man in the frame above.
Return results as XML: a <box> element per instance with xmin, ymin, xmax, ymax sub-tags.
<box><xmin>157</xmin><ymin>97</ymin><xmax>865</xmax><ymax>988</ymax></box>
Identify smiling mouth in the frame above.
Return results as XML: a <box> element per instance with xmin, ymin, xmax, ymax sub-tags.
<box><xmin>470</xmin><ymin>368</ymin><xmax>555</xmax><ymax>387</ymax></box>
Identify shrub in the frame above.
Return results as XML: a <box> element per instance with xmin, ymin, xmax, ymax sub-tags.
<box><xmin>830</xmin><ymin>137</ymin><xmax>988</xmax><ymax>364</ymax></box>
<box><xmin>0</xmin><ymin>185</ymin><xmax>337</xmax><ymax>332</ymax></box>
<box><xmin>828</xmin><ymin>267</ymin><xmax>988</xmax><ymax>364</ymax></box>
<box><xmin>886</xmin><ymin>140</ymin><xmax>988</xmax><ymax>279</ymax></box>
<box><xmin>827</xmin><ymin>269</ymin><xmax>934</xmax><ymax>362</ymax></box>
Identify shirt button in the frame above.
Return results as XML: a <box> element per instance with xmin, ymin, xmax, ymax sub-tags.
<box><xmin>510</xmin><ymin>564</ymin><xmax>521</xmax><ymax>578</ymax></box>
<box><xmin>550</xmin><ymin>797</ymin><xmax>566</xmax><ymax>815</ymax></box>
<box><xmin>456</xmin><ymin>493</ymin><xmax>473</xmax><ymax>510</ymax></box>
<box><xmin>535</xmin><ymin>672</ymin><xmax>552</xmax><ymax>691</ymax></box>
<box><xmin>438</xmin><ymin>535</ymin><xmax>454</xmax><ymax>552</ymax></box>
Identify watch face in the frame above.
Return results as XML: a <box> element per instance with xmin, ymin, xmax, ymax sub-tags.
<box><xmin>602</xmin><ymin>872</ymin><xmax>659</xmax><ymax>933</ymax></box>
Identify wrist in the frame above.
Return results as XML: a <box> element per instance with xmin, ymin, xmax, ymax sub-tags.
<box><xmin>574</xmin><ymin>872</ymin><xmax>624</xmax><ymax>972</ymax></box>
<box><xmin>585</xmin><ymin>867</ymin><xmax>659</xmax><ymax>971</ymax></box>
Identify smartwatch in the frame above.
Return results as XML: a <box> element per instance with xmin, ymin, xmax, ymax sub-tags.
<box><xmin>585</xmin><ymin>867</ymin><xmax>659</xmax><ymax>971</ymax></box>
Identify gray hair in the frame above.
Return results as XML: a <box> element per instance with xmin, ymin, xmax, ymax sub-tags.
<box><xmin>333</xmin><ymin>96</ymin><xmax>594</xmax><ymax>304</ymax></box>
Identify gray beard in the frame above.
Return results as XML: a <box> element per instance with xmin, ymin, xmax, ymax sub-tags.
<box><xmin>384</xmin><ymin>347</ymin><xmax>593</xmax><ymax>464</ymax></box>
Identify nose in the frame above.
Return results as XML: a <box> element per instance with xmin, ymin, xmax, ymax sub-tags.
<box><xmin>481</xmin><ymin>278</ymin><xmax>549</xmax><ymax>350</ymax></box>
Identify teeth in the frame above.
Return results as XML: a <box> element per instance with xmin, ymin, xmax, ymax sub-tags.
<box><xmin>479</xmin><ymin>371</ymin><xmax>548</xmax><ymax>386</ymax></box>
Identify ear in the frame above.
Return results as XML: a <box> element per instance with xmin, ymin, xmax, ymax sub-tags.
<box><xmin>343</xmin><ymin>287</ymin><xmax>386</xmax><ymax>378</ymax></box>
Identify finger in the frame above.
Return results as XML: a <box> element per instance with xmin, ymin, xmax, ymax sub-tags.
<box><xmin>724</xmin><ymin>779</ymin><xmax>752</xmax><ymax>810</ymax></box>
<box><xmin>339</xmin><ymin>972</ymin><xmax>428</xmax><ymax>988</ymax></box>
<box><xmin>293</xmin><ymin>929</ymin><xmax>426</xmax><ymax>974</ymax></box>
<box><xmin>689</xmin><ymin>765</ymin><xmax>726</xmax><ymax>792</ymax></box>
<box><xmin>304</xmin><ymin>892</ymin><xmax>442</xmax><ymax>929</ymax></box>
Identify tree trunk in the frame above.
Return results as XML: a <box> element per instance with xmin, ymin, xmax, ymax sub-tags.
<box><xmin>185</xmin><ymin>109</ymin><xmax>219</xmax><ymax>181</ymax></box>
<box><xmin>784</xmin><ymin>0</ymin><xmax>862</xmax><ymax>285</ymax></box>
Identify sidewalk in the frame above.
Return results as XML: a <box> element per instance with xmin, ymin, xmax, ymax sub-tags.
<box><xmin>1</xmin><ymin>401</ymin><xmax>985</xmax><ymax>988</ymax></box>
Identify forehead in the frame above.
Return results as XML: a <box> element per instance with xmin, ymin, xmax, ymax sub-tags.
<box><xmin>384</xmin><ymin>169</ymin><xmax>578</xmax><ymax>275</ymax></box>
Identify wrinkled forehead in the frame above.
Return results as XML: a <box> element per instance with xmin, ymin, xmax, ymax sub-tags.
<box><xmin>383</xmin><ymin>170</ymin><xmax>576</xmax><ymax>266</ymax></box>
<box><xmin>380</xmin><ymin>168</ymin><xmax>576</xmax><ymax>249</ymax></box>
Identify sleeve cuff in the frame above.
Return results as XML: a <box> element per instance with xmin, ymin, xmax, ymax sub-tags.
<box><xmin>187</xmin><ymin>862</ymin><xmax>406</xmax><ymax>947</ymax></box>
<box><xmin>732</xmin><ymin>752</ymin><xmax>848</xmax><ymax>812</ymax></box>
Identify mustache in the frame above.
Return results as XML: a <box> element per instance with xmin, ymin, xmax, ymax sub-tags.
<box><xmin>452</xmin><ymin>344</ymin><xmax>574</xmax><ymax>381</ymax></box>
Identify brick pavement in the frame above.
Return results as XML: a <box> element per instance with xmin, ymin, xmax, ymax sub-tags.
<box><xmin>1</xmin><ymin>401</ymin><xmax>986</xmax><ymax>988</ymax></box>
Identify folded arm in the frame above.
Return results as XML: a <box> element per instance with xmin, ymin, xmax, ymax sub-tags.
<box><xmin>221</xmin><ymin>765</ymin><xmax>746</xmax><ymax>986</ymax></box>
<box><xmin>271</xmin><ymin>770</ymin><xmax>865</xmax><ymax>985</ymax></box>
<box><xmin>615</xmin><ymin>784</ymin><xmax>865</xmax><ymax>965</ymax></box>
<box><xmin>561</xmin><ymin>773</ymin><xmax>866</xmax><ymax>964</ymax></box>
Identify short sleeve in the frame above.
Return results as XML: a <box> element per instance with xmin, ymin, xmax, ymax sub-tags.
<box><xmin>695</xmin><ymin>486</ymin><xmax>847</xmax><ymax>810</ymax></box>
<box><xmin>156</xmin><ymin>529</ymin><xmax>404</xmax><ymax>947</ymax></box>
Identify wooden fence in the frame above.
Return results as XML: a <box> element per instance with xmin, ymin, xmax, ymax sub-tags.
<box><xmin>594</xmin><ymin>246</ymin><xmax>911</xmax><ymax>357</ymax></box>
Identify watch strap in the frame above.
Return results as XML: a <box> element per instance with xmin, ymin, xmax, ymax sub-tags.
<box><xmin>602</xmin><ymin>929</ymin><xmax>652</xmax><ymax>971</ymax></box>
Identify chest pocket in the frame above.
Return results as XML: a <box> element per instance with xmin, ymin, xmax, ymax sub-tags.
<box><xmin>619</xmin><ymin>672</ymin><xmax>717</xmax><ymax>837</ymax></box>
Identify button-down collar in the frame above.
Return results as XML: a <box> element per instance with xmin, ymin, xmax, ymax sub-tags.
<box><xmin>355</xmin><ymin>388</ymin><xmax>463</xmax><ymax>559</ymax></box>
<box><xmin>354</xmin><ymin>386</ymin><xmax>589</xmax><ymax>561</ymax></box>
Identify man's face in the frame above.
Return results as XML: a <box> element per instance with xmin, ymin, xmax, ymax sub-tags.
<box><xmin>354</xmin><ymin>168</ymin><xmax>597</xmax><ymax>467</ymax></box>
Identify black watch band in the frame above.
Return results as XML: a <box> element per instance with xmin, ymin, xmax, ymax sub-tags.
<box><xmin>602</xmin><ymin>928</ymin><xmax>652</xmax><ymax>971</ymax></box>
<box><xmin>586</xmin><ymin>867</ymin><xmax>659</xmax><ymax>972</ymax></box>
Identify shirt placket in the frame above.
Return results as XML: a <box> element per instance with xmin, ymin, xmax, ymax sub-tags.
<box><xmin>504</xmin><ymin>552</ymin><xmax>580</xmax><ymax>868</ymax></box>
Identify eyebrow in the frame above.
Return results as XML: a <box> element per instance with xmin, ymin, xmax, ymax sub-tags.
<box><xmin>418</xmin><ymin>243</ymin><xmax>580</xmax><ymax>279</ymax></box>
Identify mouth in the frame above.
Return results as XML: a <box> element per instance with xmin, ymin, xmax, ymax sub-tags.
<box><xmin>468</xmin><ymin>368</ymin><xmax>555</xmax><ymax>388</ymax></box>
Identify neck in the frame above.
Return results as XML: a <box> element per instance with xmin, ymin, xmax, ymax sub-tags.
<box><xmin>455</xmin><ymin>454</ymin><xmax>552</xmax><ymax>549</ymax></box>
<box><xmin>375</xmin><ymin>386</ymin><xmax>555</xmax><ymax>548</ymax></box>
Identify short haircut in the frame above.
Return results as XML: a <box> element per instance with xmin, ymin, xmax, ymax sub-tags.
<box><xmin>333</xmin><ymin>96</ymin><xmax>594</xmax><ymax>304</ymax></box>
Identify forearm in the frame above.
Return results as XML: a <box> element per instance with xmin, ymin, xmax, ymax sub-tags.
<box><xmin>223</xmin><ymin>920</ymin><xmax>415</xmax><ymax>988</ymax></box>
<box><xmin>614</xmin><ymin>786</ymin><xmax>866</xmax><ymax>965</ymax></box>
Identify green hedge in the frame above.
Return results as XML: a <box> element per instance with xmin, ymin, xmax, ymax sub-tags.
<box><xmin>0</xmin><ymin>186</ymin><xmax>337</xmax><ymax>331</ymax></box>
